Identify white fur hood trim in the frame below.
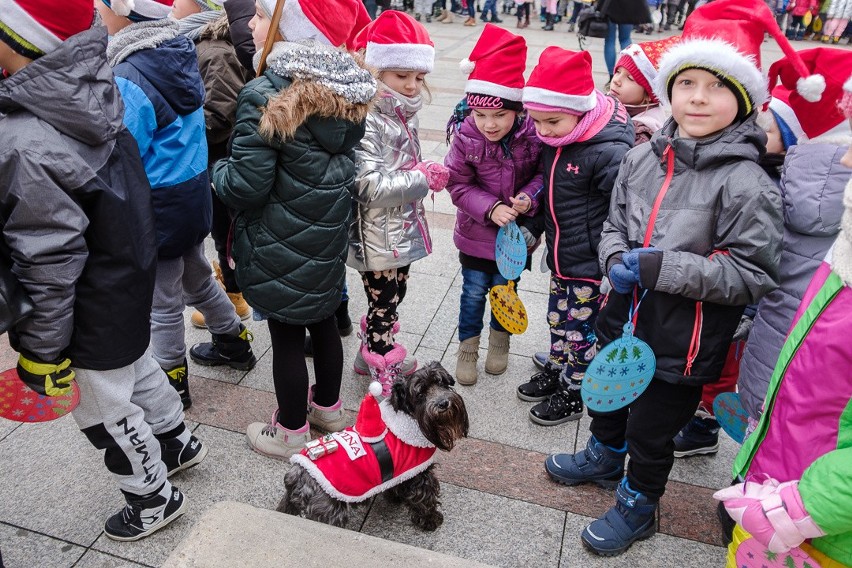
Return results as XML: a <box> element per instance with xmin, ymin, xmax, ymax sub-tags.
<box><xmin>380</xmin><ymin>400</ymin><xmax>434</xmax><ymax>448</ymax></box>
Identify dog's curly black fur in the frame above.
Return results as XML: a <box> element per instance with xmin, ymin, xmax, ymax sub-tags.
<box><xmin>279</xmin><ymin>362</ymin><xmax>468</xmax><ymax>530</ymax></box>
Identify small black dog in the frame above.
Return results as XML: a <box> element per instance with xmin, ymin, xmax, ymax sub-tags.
<box><xmin>280</xmin><ymin>362</ymin><xmax>469</xmax><ymax>530</ymax></box>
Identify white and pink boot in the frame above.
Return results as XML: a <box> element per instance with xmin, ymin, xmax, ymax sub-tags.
<box><xmin>354</xmin><ymin>315</ymin><xmax>417</xmax><ymax>377</ymax></box>
<box><xmin>359</xmin><ymin>341</ymin><xmax>409</xmax><ymax>397</ymax></box>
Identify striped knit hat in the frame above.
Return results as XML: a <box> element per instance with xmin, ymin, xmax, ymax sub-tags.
<box><xmin>0</xmin><ymin>0</ymin><xmax>94</xmax><ymax>59</ymax></box>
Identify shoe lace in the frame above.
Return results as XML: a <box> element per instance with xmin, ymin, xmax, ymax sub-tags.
<box><xmin>120</xmin><ymin>501</ymin><xmax>139</xmax><ymax>524</ymax></box>
<box><xmin>166</xmin><ymin>366</ymin><xmax>187</xmax><ymax>384</ymax></box>
<box><xmin>544</xmin><ymin>390</ymin><xmax>570</xmax><ymax>412</ymax></box>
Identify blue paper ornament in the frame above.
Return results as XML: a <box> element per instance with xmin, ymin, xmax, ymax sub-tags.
<box><xmin>495</xmin><ymin>221</ymin><xmax>526</xmax><ymax>281</ymax></box>
<box><xmin>713</xmin><ymin>391</ymin><xmax>749</xmax><ymax>444</ymax></box>
<box><xmin>582</xmin><ymin>293</ymin><xmax>656</xmax><ymax>412</ymax></box>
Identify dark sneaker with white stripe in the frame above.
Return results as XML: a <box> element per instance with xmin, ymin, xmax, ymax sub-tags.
<box><xmin>160</xmin><ymin>434</ymin><xmax>208</xmax><ymax>477</ymax></box>
<box><xmin>104</xmin><ymin>484</ymin><xmax>186</xmax><ymax>542</ymax></box>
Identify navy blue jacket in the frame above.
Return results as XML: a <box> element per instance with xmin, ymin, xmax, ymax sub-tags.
<box><xmin>113</xmin><ymin>34</ymin><xmax>211</xmax><ymax>259</ymax></box>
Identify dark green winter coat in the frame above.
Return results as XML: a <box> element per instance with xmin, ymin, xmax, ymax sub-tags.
<box><xmin>212</xmin><ymin>59</ymin><xmax>370</xmax><ymax>325</ymax></box>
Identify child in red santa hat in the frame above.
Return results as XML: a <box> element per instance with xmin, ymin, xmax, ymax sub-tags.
<box><xmin>347</xmin><ymin>11</ymin><xmax>450</xmax><ymax>395</ymax></box>
<box><xmin>444</xmin><ymin>24</ymin><xmax>543</xmax><ymax>387</ymax></box>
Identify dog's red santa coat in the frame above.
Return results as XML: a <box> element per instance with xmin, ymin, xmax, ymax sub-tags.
<box><xmin>289</xmin><ymin>384</ymin><xmax>436</xmax><ymax>503</ymax></box>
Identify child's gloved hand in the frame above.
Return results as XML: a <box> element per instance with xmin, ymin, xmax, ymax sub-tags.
<box><xmin>714</xmin><ymin>479</ymin><xmax>826</xmax><ymax>553</ymax></box>
<box><xmin>17</xmin><ymin>353</ymin><xmax>75</xmax><ymax>397</ymax></box>
<box><xmin>621</xmin><ymin>247</ymin><xmax>662</xmax><ymax>289</ymax></box>
<box><xmin>608</xmin><ymin>263</ymin><xmax>638</xmax><ymax>294</ymax></box>
<box><xmin>414</xmin><ymin>161</ymin><xmax>450</xmax><ymax>191</ymax></box>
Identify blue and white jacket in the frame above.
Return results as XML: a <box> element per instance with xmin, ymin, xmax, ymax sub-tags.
<box><xmin>111</xmin><ymin>29</ymin><xmax>211</xmax><ymax>259</ymax></box>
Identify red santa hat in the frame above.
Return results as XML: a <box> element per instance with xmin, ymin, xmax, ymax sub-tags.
<box><xmin>523</xmin><ymin>47</ymin><xmax>596</xmax><ymax>114</ymax></box>
<box><xmin>767</xmin><ymin>47</ymin><xmax>852</xmax><ymax>140</ymax></box>
<box><xmin>362</xmin><ymin>11</ymin><xmax>434</xmax><ymax>74</ymax></box>
<box><xmin>346</xmin><ymin>2</ymin><xmax>373</xmax><ymax>51</ymax></box>
<box><xmin>459</xmin><ymin>24</ymin><xmax>527</xmax><ymax>109</ymax></box>
<box><xmin>615</xmin><ymin>35</ymin><xmax>681</xmax><ymax>104</ymax></box>
<box><xmin>354</xmin><ymin>382</ymin><xmax>388</xmax><ymax>444</ymax></box>
<box><xmin>102</xmin><ymin>0</ymin><xmax>172</xmax><ymax>21</ymax></box>
<box><xmin>655</xmin><ymin>0</ymin><xmax>826</xmax><ymax>118</ymax></box>
<box><xmin>259</xmin><ymin>0</ymin><xmax>362</xmax><ymax>48</ymax></box>
<box><xmin>0</xmin><ymin>0</ymin><xmax>94</xmax><ymax>58</ymax></box>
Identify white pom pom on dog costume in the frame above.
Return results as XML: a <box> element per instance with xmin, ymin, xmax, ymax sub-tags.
<box><xmin>797</xmin><ymin>74</ymin><xmax>826</xmax><ymax>103</ymax></box>
<box><xmin>459</xmin><ymin>58</ymin><xmax>475</xmax><ymax>75</ymax></box>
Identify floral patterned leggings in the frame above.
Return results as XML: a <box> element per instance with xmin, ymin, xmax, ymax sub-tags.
<box><xmin>361</xmin><ymin>265</ymin><xmax>411</xmax><ymax>355</ymax></box>
<box><xmin>548</xmin><ymin>276</ymin><xmax>603</xmax><ymax>381</ymax></box>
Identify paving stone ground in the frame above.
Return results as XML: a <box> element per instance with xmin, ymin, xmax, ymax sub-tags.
<box><xmin>2</xmin><ymin>17</ymin><xmax>849</xmax><ymax>568</ymax></box>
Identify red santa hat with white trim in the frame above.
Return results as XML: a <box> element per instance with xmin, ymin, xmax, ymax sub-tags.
<box><xmin>0</xmin><ymin>0</ymin><xmax>94</xmax><ymax>59</ymax></box>
<box><xmin>258</xmin><ymin>0</ymin><xmax>363</xmax><ymax>48</ymax></box>
<box><xmin>459</xmin><ymin>24</ymin><xmax>527</xmax><ymax>111</ymax></box>
<box><xmin>615</xmin><ymin>35</ymin><xmax>681</xmax><ymax>104</ymax></box>
<box><xmin>522</xmin><ymin>47</ymin><xmax>596</xmax><ymax>114</ymax></box>
<box><xmin>354</xmin><ymin>382</ymin><xmax>388</xmax><ymax>444</ymax></box>
<box><xmin>362</xmin><ymin>10</ymin><xmax>434</xmax><ymax>73</ymax></box>
<box><xmin>654</xmin><ymin>0</ymin><xmax>826</xmax><ymax>119</ymax></box>
<box><xmin>767</xmin><ymin>47</ymin><xmax>852</xmax><ymax>141</ymax></box>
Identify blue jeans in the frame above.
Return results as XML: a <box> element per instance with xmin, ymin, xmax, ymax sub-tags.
<box><xmin>604</xmin><ymin>23</ymin><xmax>633</xmax><ymax>76</ymax></box>
<box><xmin>481</xmin><ymin>0</ymin><xmax>498</xmax><ymax>19</ymax></box>
<box><xmin>458</xmin><ymin>268</ymin><xmax>512</xmax><ymax>342</ymax></box>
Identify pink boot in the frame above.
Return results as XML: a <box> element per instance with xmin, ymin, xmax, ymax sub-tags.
<box><xmin>359</xmin><ymin>342</ymin><xmax>409</xmax><ymax>396</ymax></box>
<box><xmin>354</xmin><ymin>316</ymin><xmax>417</xmax><ymax>376</ymax></box>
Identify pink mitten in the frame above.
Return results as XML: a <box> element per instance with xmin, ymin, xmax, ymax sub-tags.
<box><xmin>414</xmin><ymin>161</ymin><xmax>450</xmax><ymax>191</ymax></box>
<box><xmin>714</xmin><ymin>479</ymin><xmax>825</xmax><ymax>553</ymax></box>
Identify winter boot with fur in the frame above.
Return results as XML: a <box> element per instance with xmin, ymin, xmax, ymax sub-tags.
<box><xmin>354</xmin><ymin>316</ymin><xmax>417</xmax><ymax>376</ymax></box>
<box><xmin>306</xmin><ymin>385</ymin><xmax>348</xmax><ymax>432</ymax></box>
<box><xmin>163</xmin><ymin>358</ymin><xmax>191</xmax><ymax>410</ymax></box>
<box><xmin>485</xmin><ymin>329</ymin><xmax>510</xmax><ymax>375</ymax></box>
<box><xmin>246</xmin><ymin>411</ymin><xmax>311</xmax><ymax>460</ymax></box>
<box><xmin>456</xmin><ymin>336</ymin><xmax>480</xmax><ymax>386</ymax></box>
<box><xmin>189</xmin><ymin>324</ymin><xmax>256</xmax><ymax>371</ymax></box>
<box><xmin>360</xmin><ymin>342</ymin><xmax>409</xmax><ymax>396</ymax></box>
<box><xmin>581</xmin><ymin>478</ymin><xmax>658</xmax><ymax>556</ymax></box>
<box><xmin>104</xmin><ymin>482</ymin><xmax>186</xmax><ymax>542</ymax></box>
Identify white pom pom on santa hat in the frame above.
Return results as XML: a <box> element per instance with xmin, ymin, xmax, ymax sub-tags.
<box><xmin>797</xmin><ymin>73</ymin><xmax>826</xmax><ymax>103</ymax></box>
<box><xmin>369</xmin><ymin>381</ymin><xmax>383</xmax><ymax>398</ymax></box>
<box><xmin>110</xmin><ymin>0</ymin><xmax>135</xmax><ymax>16</ymax></box>
<box><xmin>459</xmin><ymin>58</ymin><xmax>475</xmax><ymax>75</ymax></box>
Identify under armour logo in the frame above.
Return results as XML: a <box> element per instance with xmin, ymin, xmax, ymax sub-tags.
<box><xmin>566</xmin><ymin>163</ymin><xmax>579</xmax><ymax>175</ymax></box>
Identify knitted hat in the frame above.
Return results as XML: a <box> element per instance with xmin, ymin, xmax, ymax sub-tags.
<box><xmin>192</xmin><ymin>0</ymin><xmax>224</xmax><ymax>11</ymax></box>
<box><xmin>102</xmin><ymin>0</ymin><xmax>172</xmax><ymax>21</ymax></box>
<box><xmin>354</xmin><ymin>382</ymin><xmax>388</xmax><ymax>444</ymax></box>
<box><xmin>655</xmin><ymin>0</ymin><xmax>825</xmax><ymax>119</ymax></box>
<box><xmin>259</xmin><ymin>0</ymin><xmax>363</xmax><ymax>47</ymax></box>
<box><xmin>766</xmin><ymin>87</ymin><xmax>800</xmax><ymax>150</ymax></box>
<box><xmin>362</xmin><ymin>11</ymin><xmax>435</xmax><ymax>73</ymax></box>
<box><xmin>523</xmin><ymin>47</ymin><xmax>595</xmax><ymax>113</ymax></box>
<box><xmin>0</xmin><ymin>0</ymin><xmax>94</xmax><ymax>59</ymax></box>
<box><xmin>615</xmin><ymin>35</ymin><xmax>681</xmax><ymax>104</ymax></box>
<box><xmin>460</xmin><ymin>24</ymin><xmax>527</xmax><ymax>109</ymax></box>
<box><xmin>767</xmin><ymin>47</ymin><xmax>852</xmax><ymax>141</ymax></box>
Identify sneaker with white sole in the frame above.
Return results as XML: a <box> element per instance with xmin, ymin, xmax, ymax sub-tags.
<box><xmin>306</xmin><ymin>385</ymin><xmax>348</xmax><ymax>432</ymax></box>
<box><xmin>159</xmin><ymin>433</ymin><xmax>208</xmax><ymax>477</ymax></box>
<box><xmin>104</xmin><ymin>483</ymin><xmax>186</xmax><ymax>542</ymax></box>
<box><xmin>246</xmin><ymin>411</ymin><xmax>310</xmax><ymax>460</ymax></box>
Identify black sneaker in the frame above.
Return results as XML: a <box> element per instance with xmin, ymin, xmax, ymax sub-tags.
<box><xmin>160</xmin><ymin>434</ymin><xmax>208</xmax><ymax>477</ymax></box>
<box><xmin>189</xmin><ymin>324</ymin><xmax>256</xmax><ymax>371</ymax></box>
<box><xmin>104</xmin><ymin>485</ymin><xmax>186</xmax><ymax>542</ymax></box>
<box><xmin>164</xmin><ymin>359</ymin><xmax>191</xmax><ymax>409</ymax></box>
<box><xmin>673</xmin><ymin>413</ymin><xmax>720</xmax><ymax>457</ymax></box>
<box><xmin>517</xmin><ymin>363</ymin><xmax>561</xmax><ymax>402</ymax></box>
<box><xmin>529</xmin><ymin>387</ymin><xmax>584</xmax><ymax>426</ymax></box>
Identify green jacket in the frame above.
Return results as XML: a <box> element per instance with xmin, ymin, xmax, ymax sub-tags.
<box><xmin>212</xmin><ymin>69</ymin><xmax>369</xmax><ymax>325</ymax></box>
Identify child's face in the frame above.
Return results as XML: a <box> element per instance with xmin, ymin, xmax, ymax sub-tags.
<box><xmin>609</xmin><ymin>67</ymin><xmax>648</xmax><ymax>106</ymax></box>
<box><xmin>670</xmin><ymin>68</ymin><xmax>739</xmax><ymax>140</ymax></box>
<box><xmin>249</xmin><ymin>1</ymin><xmax>272</xmax><ymax>52</ymax></box>
<box><xmin>760</xmin><ymin>111</ymin><xmax>785</xmax><ymax>155</ymax></box>
<box><xmin>381</xmin><ymin>70</ymin><xmax>426</xmax><ymax>98</ymax></box>
<box><xmin>472</xmin><ymin>108</ymin><xmax>518</xmax><ymax>142</ymax></box>
<box><xmin>171</xmin><ymin>0</ymin><xmax>202</xmax><ymax>20</ymax></box>
<box><xmin>0</xmin><ymin>40</ymin><xmax>31</xmax><ymax>75</ymax></box>
<box><xmin>527</xmin><ymin>109</ymin><xmax>580</xmax><ymax>138</ymax></box>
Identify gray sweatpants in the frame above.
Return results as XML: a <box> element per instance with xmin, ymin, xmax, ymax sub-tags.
<box><xmin>72</xmin><ymin>349</ymin><xmax>183</xmax><ymax>495</ymax></box>
<box><xmin>151</xmin><ymin>242</ymin><xmax>241</xmax><ymax>369</ymax></box>
<box><xmin>415</xmin><ymin>0</ymin><xmax>432</xmax><ymax>15</ymax></box>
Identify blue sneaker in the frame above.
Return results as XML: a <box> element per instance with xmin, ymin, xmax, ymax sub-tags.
<box><xmin>544</xmin><ymin>435</ymin><xmax>626</xmax><ymax>489</ymax></box>
<box><xmin>581</xmin><ymin>478</ymin><xmax>658</xmax><ymax>556</ymax></box>
<box><xmin>532</xmin><ymin>351</ymin><xmax>548</xmax><ymax>370</ymax></box>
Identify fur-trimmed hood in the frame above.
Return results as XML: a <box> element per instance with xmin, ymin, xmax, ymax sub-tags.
<box><xmin>197</xmin><ymin>13</ymin><xmax>231</xmax><ymax>42</ymax></box>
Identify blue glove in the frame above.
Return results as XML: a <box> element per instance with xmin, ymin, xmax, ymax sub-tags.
<box><xmin>622</xmin><ymin>247</ymin><xmax>661</xmax><ymax>289</ymax></box>
<box><xmin>608</xmin><ymin>263</ymin><xmax>639</xmax><ymax>294</ymax></box>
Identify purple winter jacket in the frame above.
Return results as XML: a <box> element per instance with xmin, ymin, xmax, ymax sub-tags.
<box><xmin>444</xmin><ymin>114</ymin><xmax>544</xmax><ymax>260</ymax></box>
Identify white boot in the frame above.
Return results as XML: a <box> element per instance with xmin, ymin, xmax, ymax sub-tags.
<box><xmin>246</xmin><ymin>411</ymin><xmax>310</xmax><ymax>460</ymax></box>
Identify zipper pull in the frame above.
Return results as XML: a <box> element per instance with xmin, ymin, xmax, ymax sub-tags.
<box><xmin>661</xmin><ymin>143</ymin><xmax>672</xmax><ymax>164</ymax></box>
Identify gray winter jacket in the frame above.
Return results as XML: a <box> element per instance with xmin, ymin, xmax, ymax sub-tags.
<box><xmin>347</xmin><ymin>91</ymin><xmax>432</xmax><ymax>272</ymax></box>
<box><xmin>597</xmin><ymin>117</ymin><xmax>784</xmax><ymax>385</ymax></box>
<box><xmin>738</xmin><ymin>137</ymin><xmax>851</xmax><ymax>420</ymax></box>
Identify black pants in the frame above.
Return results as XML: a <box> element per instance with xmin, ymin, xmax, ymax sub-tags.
<box><xmin>268</xmin><ymin>314</ymin><xmax>343</xmax><ymax>430</ymax></box>
<box><xmin>360</xmin><ymin>265</ymin><xmax>410</xmax><ymax>355</ymax></box>
<box><xmin>210</xmin><ymin>188</ymin><xmax>239</xmax><ymax>293</ymax></box>
<box><xmin>589</xmin><ymin>378</ymin><xmax>702</xmax><ymax>499</ymax></box>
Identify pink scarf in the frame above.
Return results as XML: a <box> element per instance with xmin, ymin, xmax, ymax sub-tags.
<box><xmin>537</xmin><ymin>91</ymin><xmax>614</xmax><ymax>147</ymax></box>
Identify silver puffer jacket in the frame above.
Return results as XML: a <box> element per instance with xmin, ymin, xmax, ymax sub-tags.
<box><xmin>347</xmin><ymin>91</ymin><xmax>432</xmax><ymax>272</ymax></box>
